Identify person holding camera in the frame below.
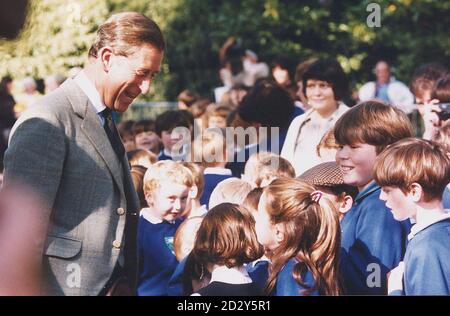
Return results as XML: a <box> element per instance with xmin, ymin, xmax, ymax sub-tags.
<box><xmin>421</xmin><ymin>75</ymin><xmax>450</xmax><ymax>140</ymax></box>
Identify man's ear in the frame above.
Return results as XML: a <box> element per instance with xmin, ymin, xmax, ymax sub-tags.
<box><xmin>274</xmin><ymin>223</ymin><xmax>285</xmax><ymax>244</ymax></box>
<box><xmin>98</xmin><ymin>46</ymin><xmax>114</xmax><ymax>72</ymax></box>
<box><xmin>408</xmin><ymin>183</ymin><xmax>424</xmax><ymax>203</ymax></box>
<box><xmin>339</xmin><ymin>195</ymin><xmax>354</xmax><ymax>215</ymax></box>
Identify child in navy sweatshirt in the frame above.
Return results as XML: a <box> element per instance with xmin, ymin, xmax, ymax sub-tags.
<box><xmin>155</xmin><ymin>110</ymin><xmax>191</xmax><ymax>161</ymax></box>
<box><xmin>334</xmin><ymin>100</ymin><xmax>414</xmax><ymax>295</ymax></box>
<box><xmin>188</xmin><ymin>203</ymin><xmax>264</xmax><ymax>296</ymax></box>
<box><xmin>137</xmin><ymin>160</ymin><xmax>193</xmax><ymax>296</ymax></box>
<box><xmin>190</xmin><ymin>129</ymin><xmax>233</xmax><ymax>207</ymax></box>
<box><xmin>374</xmin><ymin>138</ymin><xmax>450</xmax><ymax>295</ymax></box>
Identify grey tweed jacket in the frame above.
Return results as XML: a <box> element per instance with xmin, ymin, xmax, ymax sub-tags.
<box><xmin>3</xmin><ymin>78</ymin><xmax>140</xmax><ymax>295</ymax></box>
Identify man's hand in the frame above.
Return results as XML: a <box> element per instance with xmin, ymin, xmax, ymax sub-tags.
<box><xmin>422</xmin><ymin>99</ymin><xmax>441</xmax><ymax>140</ymax></box>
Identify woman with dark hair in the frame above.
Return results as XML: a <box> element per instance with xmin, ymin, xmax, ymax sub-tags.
<box><xmin>281</xmin><ymin>59</ymin><xmax>350</xmax><ymax>176</ymax></box>
<box><xmin>0</xmin><ymin>75</ymin><xmax>16</xmax><ymax>170</ymax></box>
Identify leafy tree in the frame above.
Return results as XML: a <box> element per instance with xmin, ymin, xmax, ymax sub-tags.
<box><xmin>1</xmin><ymin>0</ymin><xmax>448</xmax><ymax>102</ymax></box>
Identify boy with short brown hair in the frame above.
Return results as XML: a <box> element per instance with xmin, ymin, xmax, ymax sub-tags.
<box><xmin>374</xmin><ymin>138</ymin><xmax>450</xmax><ymax>294</ymax></box>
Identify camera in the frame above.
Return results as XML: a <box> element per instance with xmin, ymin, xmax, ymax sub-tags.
<box><xmin>434</xmin><ymin>103</ymin><xmax>450</xmax><ymax>121</ymax></box>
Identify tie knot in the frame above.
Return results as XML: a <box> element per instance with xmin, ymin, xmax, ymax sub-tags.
<box><xmin>100</xmin><ymin>107</ymin><xmax>112</xmax><ymax>119</ymax></box>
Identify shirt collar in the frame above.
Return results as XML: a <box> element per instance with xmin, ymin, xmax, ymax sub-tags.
<box><xmin>408</xmin><ymin>212</ymin><xmax>450</xmax><ymax>241</ymax></box>
<box><xmin>163</xmin><ymin>146</ymin><xmax>187</xmax><ymax>159</ymax></box>
<box><xmin>162</xmin><ymin>148</ymin><xmax>172</xmax><ymax>158</ymax></box>
<box><xmin>73</xmin><ymin>70</ymin><xmax>106</xmax><ymax>115</ymax></box>
<box><xmin>306</xmin><ymin>101</ymin><xmax>348</xmax><ymax>122</ymax></box>
<box><xmin>210</xmin><ymin>265</ymin><xmax>252</xmax><ymax>285</ymax></box>
<box><xmin>140</xmin><ymin>207</ymin><xmax>176</xmax><ymax>225</ymax></box>
<box><xmin>204</xmin><ymin>167</ymin><xmax>232</xmax><ymax>176</ymax></box>
<box><xmin>355</xmin><ymin>181</ymin><xmax>380</xmax><ymax>203</ymax></box>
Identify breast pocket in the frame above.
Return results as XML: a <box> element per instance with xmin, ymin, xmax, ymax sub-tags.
<box><xmin>44</xmin><ymin>235</ymin><xmax>82</xmax><ymax>259</ymax></box>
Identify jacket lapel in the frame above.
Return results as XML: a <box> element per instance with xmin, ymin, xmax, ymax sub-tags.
<box><xmin>62</xmin><ymin>79</ymin><xmax>126</xmax><ymax>199</ymax></box>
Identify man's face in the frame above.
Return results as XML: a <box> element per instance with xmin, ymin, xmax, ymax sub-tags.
<box><xmin>336</xmin><ymin>143</ymin><xmax>378</xmax><ymax>191</ymax></box>
<box><xmin>104</xmin><ymin>44</ymin><xmax>163</xmax><ymax>112</ymax></box>
<box><xmin>375</xmin><ymin>62</ymin><xmax>390</xmax><ymax>84</ymax></box>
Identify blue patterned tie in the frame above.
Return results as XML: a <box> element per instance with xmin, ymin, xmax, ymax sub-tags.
<box><xmin>100</xmin><ymin>108</ymin><xmax>125</xmax><ymax>160</ymax></box>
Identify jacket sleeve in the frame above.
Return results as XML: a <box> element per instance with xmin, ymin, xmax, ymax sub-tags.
<box><xmin>3</xmin><ymin>111</ymin><xmax>67</xmax><ymax>225</ymax></box>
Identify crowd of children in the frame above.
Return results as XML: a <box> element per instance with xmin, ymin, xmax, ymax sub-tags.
<box><xmin>111</xmin><ymin>59</ymin><xmax>450</xmax><ymax>296</ymax></box>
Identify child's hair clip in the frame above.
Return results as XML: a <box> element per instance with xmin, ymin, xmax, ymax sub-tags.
<box><xmin>310</xmin><ymin>190</ymin><xmax>323</xmax><ymax>203</ymax></box>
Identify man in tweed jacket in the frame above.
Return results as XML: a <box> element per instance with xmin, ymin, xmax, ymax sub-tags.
<box><xmin>2</xmin><ymin>12</ymin><xmax>164</xmax><ymax>295</ymax></box>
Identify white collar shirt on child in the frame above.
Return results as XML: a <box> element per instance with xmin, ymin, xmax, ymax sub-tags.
<box><xmin>408</xmin><ymin>212</ymin><xmax>450</xmax><ymax>241</ymax></box>
<box><xmin>203</xmin><ymin>167</ymin><xmax>232</xmax><ymax>176</ymax></box>
<box><xmin>210</xmin><ymin>265</ymin><xmax>253</xmax><ymax>285</ymax></box>
<box><xmin>140</xmin><ymin>207</ymin><xmax>175</xmax><ymax>225</ymax></box>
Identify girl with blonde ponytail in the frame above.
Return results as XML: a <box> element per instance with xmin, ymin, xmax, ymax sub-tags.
<box><xmin>254</xmin><ymin>177</ymin><xmax>341</xmax><ymax>295</ymax></box>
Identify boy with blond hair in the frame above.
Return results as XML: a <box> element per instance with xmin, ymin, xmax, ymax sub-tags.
<box><xmin>334</xmin><ymin>100</ymin><xmax>413</xmax><ymax>295</ymax></box>
<box><xmin>137</xmin><ymin>160</ymin><xmax>193</xmax><ymax>296</ymax></box>
<box><xmin>374</xmin><ymin>138</ymin><xmax>450</xmax><ymax>294</ymax></box>
<box><xmin>208</xmin><ymin>178</ymin><xmax>252</xmax><ymax>210</ymax></box>
<box><xmin>191</xmin><ymin>129</ymin><xmax>233</xmax><ymax>207</ymax></box>
<box><xmin>243</xmin><ymin>151</ymin><xmax>295</xmax><ymax>188</ymax></box>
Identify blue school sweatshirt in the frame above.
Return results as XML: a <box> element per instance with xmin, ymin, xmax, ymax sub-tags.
<box><xmin>137</xmin><ymin>214</ymin><xmax>182</xmax><ymax>296</ymax></box>
<box><xmin>340</xmin><ymin>181</ymin><xmax>411</xmax><ymax>295</ymax></box>
<box><xmin>227</xmin><ymin>107</ymin><xmax>304</xmax><ymax>177</ymax></box>
<box><xmin>247</xmin><ymin>259</ymin><xmax>270</xmax><ymax>294</ymax></box>
<box><xmin>404</xmin><ymin>217</ymin><xmax>450</xmax><ymax>295</ymax></box>
<box><xmin>272</xmin><ymin>258</ymin><xmax>319</xmax><ymax>296</ymax></box>
<box><xmin>157</xmin><ymin>150</ymin><xmax>172</xmax><ymax>161</ymax></box>
<box><xmin>200</xmin><ymin>169</ymin><xmax>233</xmax><ymax>206</ymax></box>
<box><xmin>443</xmin><ymin>187</ymin><xmax>450</xmax><ymax>209</ymax></box>
<box><xmin>167</xmin><ymin>257</ymin><xmax>187</xmax><ymax>296</ymax></box>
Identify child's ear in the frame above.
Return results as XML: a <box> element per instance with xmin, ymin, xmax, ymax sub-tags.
<box><xmin>408</xmin><ymin>183</ymin><xmax>424</xmax><ymax>203</ymax></box>
<box><xmin>339</xmin><ymin>195</ymin><xmax>354</xmax><ymax>215</ymax></box>
<box><xmin>274</xmin><ymin>223</ymin><xmax>285</xmax><ymax>244</ymax></box>
<box><xmin>189</xmin><ymin>185</ymin><xmax>198</xmax><ymax>199</ymax></box>
<box><xmin>144</xmin><ymin>191</ymin><xmax>154</xmax><ymax>207</ymax></box>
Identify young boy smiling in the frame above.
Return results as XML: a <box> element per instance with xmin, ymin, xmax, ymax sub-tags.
<box><xmin>137</xmin><ymin>160</ymin><xmax>193</xmax><ymax>296</ymax></box>
<box><xmin>333</xmin><ymin>100</ymin><xmax>413</xmax><ymax>295</ymax></box>
<box><xmin>374</xmin><ymin>138</ymin><xmax>450</xmax><ymax>295</ymax></box>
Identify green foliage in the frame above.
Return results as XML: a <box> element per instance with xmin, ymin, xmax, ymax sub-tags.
<box><xmin>0</xmin><ymin>0</ymin><xmax>108</xmax><ymax>79</ymax></box>
<box><xmin>1</xmin><ymin>0</ymin><xmax>448</xmax><ymax>101</ymax></box>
